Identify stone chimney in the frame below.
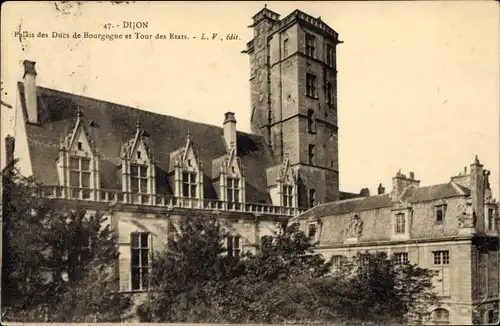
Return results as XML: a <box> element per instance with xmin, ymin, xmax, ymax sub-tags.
<box><xmin>223</xmin><ymin>112</ymin><xmax>237</xmax><ymax>154</ymax></box>
<box><xmin>377</xmin><ymin>183</ymin><xmax>385</xmax><ymax>195</ymax></box>
<box><xmin>5</xmin><ymin>135</ymin><xmax>15</xmax><ymax>167</ymax></box>
<box><xmin>23</xmin><ymin>60</ymin><xmax>38</xmax><ymax>124</ymax></box>
<box><xmin>470</xmin><ymin>155</ymin><xmax>485</xmax><ymax>230</ymax></box>
<box><xmin>359</xmin><ymin>188</ymin><xmax>370</xmax><ymax>197</ymax></box>
<box><xmin>391</xmin><ymin>170</ymin><xmax>420</xmax><ymax>200</ymax></box>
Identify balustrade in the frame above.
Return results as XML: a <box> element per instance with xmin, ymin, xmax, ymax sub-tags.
<box><xmin>41</xmin><ymin>185</ymin><xmax>305</xmax><ymax>217</ymax></box>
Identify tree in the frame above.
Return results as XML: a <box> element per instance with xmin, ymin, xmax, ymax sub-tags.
<box><xmin>314</xmin><ymin>251</ymin><xmax>440</xmax><ymax>324</ymax></box>
<box><xmin>138</xmin><ymin>220</ymin><xmax>334</xmax><ymax>324</ymax></box>
<box><xmin>1</xmin><ymin>165</ymin><xmax>132</xmax><ymax>322</ymax></box>
<box><xmin>138</xmin><ymin>218</ymin><xmax>439</xmax><ymax>325</ymax></box>
<box><xmin>137</xmin><ymin>213</ymin><xmax>243</xmax><ymax>322</ymax></box>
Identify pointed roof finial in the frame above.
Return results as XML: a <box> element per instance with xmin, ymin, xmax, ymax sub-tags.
<box><xmin>264</xmin><ymin>3</ymin><xmax>267</xmax><ymax>8</ymax></box>
<box><xmin>136</xmin><ymin>117</ymin><xmax>140</xmax><ymax>131</ymax></box>
<box><xmin>76</xmin><ymin>106</ymin><xmax>82</xmax><ymax>118</ymax></box>
<box><xmin>474</xmin><ymin>154</ymin><xmax>480</xmax><ymax>165</ymax></box>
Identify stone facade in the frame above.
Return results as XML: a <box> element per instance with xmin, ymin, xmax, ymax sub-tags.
<box><xmin>10</xmin><ymin>7</ymin><xmax>369</xmax><ymax>303</ymax></box>
<box><xmin>7</xmin><ymin>6</ymin><xmax>498</xmax><ymax>325</ymax></box>
<box><xmin>292</xmin><ymin>163</ymin><xmax>500</xmax><ymax>325</ymax></box>
<box><xmin>243</xmin><ymin>7</ymin><xmax>342</xmax><ymax>205</ymax></box>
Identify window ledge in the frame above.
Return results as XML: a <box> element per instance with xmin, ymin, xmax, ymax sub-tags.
<box><xmin>344</xmin><ymin>237</ymin><xmax>359</xmax><ymax>244</ymax></box>
<box><xmin>391</xmin><ymin>233</ymin><xmax>410</xmax><ymax>241</ymax></box>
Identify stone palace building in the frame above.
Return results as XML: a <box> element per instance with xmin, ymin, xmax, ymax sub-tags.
<box><xmin>5</xmin><ymin>6</ymin><xmax>499</xmax><ymax>325</ymax></box>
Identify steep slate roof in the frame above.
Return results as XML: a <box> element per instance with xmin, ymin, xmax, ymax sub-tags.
<box><xmin>296</xmin><ymin>182</ymin><xmax>469</xmax><ymax>220</ymax></box>
<box><xmin>18</xmin><ymin>83</ymin><xmax>278</xmax><ymax>204</ymax></box>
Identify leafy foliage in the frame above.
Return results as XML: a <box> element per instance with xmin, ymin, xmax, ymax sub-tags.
<box><xmin>138</xmin><ymin>216</ymin><xmax>439</xmax><ymax>324</ymax></box>
<box><xmin>2</xmin><ymin>165</ymin><xmax>132</xmax><ymax>322</ymax></box>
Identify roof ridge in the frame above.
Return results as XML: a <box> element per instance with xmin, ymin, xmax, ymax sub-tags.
<box><xmin>450</xmin><ymin>180</ymin><xmax>469</xmax><ymax>195</ymax></box>
<box><xmin>27</xmin><ymin>82</ymin><xmax>261</xmax><ymax>139</ymax></box>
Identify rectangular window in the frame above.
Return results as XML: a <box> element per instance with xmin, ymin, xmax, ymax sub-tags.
<box><xmin>395</xmin><ymin>213</ymin><xmax>406</xmax><ymax>234</ymax></box>
<box><xmin>282</xmin><ymin>185</ymin><xmax>293</xmax><ymax>208</ymax></box>
<box><xmin>359</xmin><ymin>254</ymin><xmax>370</xmax><ymax>277</ymax></box>
<box><xmin>306</xmin><ymin>73</ymin><xmax>317</xmax><ymax>98</ymax></box>
<box><xmin>308</xmin><ymin>144</ymin><xmax>315</xmax><ymax>165</ymax></box>
<box><xmin>327</xmin><ymin>82</ymin><xmax>333</xmax><ymax>105</ymax></box>
<box><xmin>307</xmin><ymin>109</ymin><xmax>316</xmax><ymax>133</ymax></box>
<box><xmin>131</xmin><ymin>232</ymin><xmax>150</xmax><ymax>291</ymax></box>
<box><xmin>308</xmin><ymin>189</ymin><xmax>316</xmax><ymax>208</ymax></box>
<box><xmin>326</xmin><ymin>43</ymin><xmax>334</xmax><ymax>66</ymax></box>
<box><xmin>182</xmin><ymin>171</ymin><xmax>197</xmax><ymax>198</ymax></box>
<box><xmin>436</xmin><ymin>206</ymin><xmax>444</xmax><ymax>224</ymax></box>
<box><xmin>308</xmin><ymin>224</ymin><xmax>317</xmax><ymax>238</ymax></box>
<box><xmin>331</xmin><ymin>255</ymin><xmax>344</xmax><ymax>271</ymax></box>
<box><xmin>488</xmin><ymin>208</ymin><xmax>494</xmax><ymax>231</ymax></box>
<box><xmin>226</xmin><ymin>235</ymin><xmax>241</xmax><ymax>258</ymax></box>
<box><xmin>394</xmin><ymin>252</ymin><xmax>409</xmax><ymax>265</ymax></box>
<box><xmin>283</xmin><ymin>38</ymin><xmax>289</xmax><ymax>57</ymax></box>
<box><xmin>227</xmin><ymin>177</ymin><xmax>240</xmax><ymax>203</ymax></box>
<box><xmin>69</xmin><ymin>157</ymin><xmax>91</xmax><ymax>189</ymax></box>
<box><xmin>305</xmin><ymin>33</ymin><xmax>316</xmax><ymax>58</ymax></box>
<box><xmin>131</xmin><ymin>164</ymin><xmax>148</xmax><ymax>194</ymax></box>
<box><xmin>433</xmin><ymin>250</ymin><xmax>450</xmax><ymax>265</ymax></box>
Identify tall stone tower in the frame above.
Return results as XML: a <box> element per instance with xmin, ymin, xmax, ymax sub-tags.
<box><xmin>243</xmin><ymin>7</ymin><xmax>343</xmax><ymax>207</ymax></box>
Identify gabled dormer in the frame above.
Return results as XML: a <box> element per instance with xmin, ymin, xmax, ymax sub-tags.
<box><xmin>390</xmin><ymin>198</ymin><xmax>413</xmax><ymax>241</ymax></box>
<box><xmin>171</xmin><ymin>132</ymin><xmax>204</xmax><ymax>200</ymax></box>
<box><xmin>277</xmin><ymin>154</ymin><xmax>298</xmax><ymax>208</ymax></box>
<box><xmin>218</xmin><ymin>142</ymin><xmax>246</xmax><ymax>205</ymax></box>
<box><xmin>118</xmin><ymin>120</ymin><xmax>156</xmax><ymax>203</ymax></box>
<box><xmin>266</xmin><ymin>153</ymin><xmax>298</xmax><ymax>208</ymax></box>
<box><xmin>56</xmin><ymin>108</ymin><xmax>100</xmax><ymax>200</ymax></box>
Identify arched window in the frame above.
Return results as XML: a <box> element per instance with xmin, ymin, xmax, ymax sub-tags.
<box><xmin>432</xmin><ymin>308</ymin><xmax>450</xmax><ymax>325</ymax></box>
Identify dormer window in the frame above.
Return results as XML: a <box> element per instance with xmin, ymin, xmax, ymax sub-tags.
<box><xmin>282</xmin><ymin>184</ymin><xmax>293</xmax><ymax>208</ymax></box>
<box><xmin>131</xmin><ymin>164</ymin><xmax>148</xmax><ymax>194</ymax></box>
<box><xmin>119</xmin><ymin>121</ymin><xmax>156</xmax><ymax>203</ymax></box>
<box><xmin>434</xmin><ymin>201</ymin><xmax>447</xmax><ymax>225</ymax></box>
<box><xmin>69</xmin><ymin>157</ymin><xmax>91</xmax><ymax>198</ymax></box>
<box><xmin>391</xmin><ymin>207</ymin><xmax>412</xmax><ymax>241</ymax></box>
<box><xmin>182</xmin><ymin>172</ymin><xmax>197</xmax><ymax>198</ymax></box>
<box><xmin>308</xmin><ymin>223</ymin><xmax>317</xmax><ymax>238</ymax></box>
<box><xmin>58</xmin><ymin>109</ymin><xmax>101</xmax><ymax>201</ymax></box>
<box><xmin>395</xmin><ymin>213</ymin><xmax>406</xmax><ymax>234</ymax></box>
<box><xmin>227</xmin><ymin>177</ymin><xmax>240</xmax><ymax>203</ymax></box>
<box><xmin>307</xmin><ymin>220</ymin><xmax>321</xmax><ymax>243</ymax></box>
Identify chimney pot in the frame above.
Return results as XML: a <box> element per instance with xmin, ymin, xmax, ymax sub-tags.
<box><xmin>223</xmin><ymin>112</ymin><xmax>237</xmax><ymax>154</ymax></box>
<box><xmin>23</xmin><ymin>60</ymin><xmax>37</xmax><ymax>77</ymax></box>
<box><xmin>23</xmin><ymin>60</ymin><xmax>38</xmax><ymax>124</ymax></box>
<box><xmin>409</xmin><ymin>172</ymin><xmax>415</xmax><ymax>180</ymax></box>
<box><xmin>224</xmin><ymin>112</ymin><xmax>237</xmax><ymax>124</ymax></box>
<box><xmin>377</xmin><ymin>183</ymin><xmax>385</xmax><ymax>195</ymax></box>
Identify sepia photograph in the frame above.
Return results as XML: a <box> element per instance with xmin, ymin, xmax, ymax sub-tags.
<box><xmin>0</xmin><ymin>1</ymin><xmax>499</xmax><ymax>325</ymax></box>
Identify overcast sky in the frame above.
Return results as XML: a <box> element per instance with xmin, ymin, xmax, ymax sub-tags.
<box><xmin>1</xmin><ymin>1</ymin><xmax>499</xmax><ymax>197</ymax></box>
